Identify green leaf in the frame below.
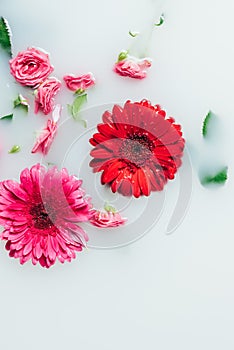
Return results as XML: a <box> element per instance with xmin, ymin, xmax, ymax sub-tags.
<box><xmin>0</xmin><ymin>17</ymin><xmax>12</xmax><ymax>56</ymax></box>
<box><xmin>79</xmin><ymin>119</ymin><xmax>87</xmax><ymax>128</ymax></box>
<box><xmin>67</xmin><ymin>93</ymin><xmax>87</xmax><ymax>127</ymax></box>
<box><xmin>8</xmin><ymin>145</ymin><xmax>21</xmax><ymax>154</ymax></box>
<box><xmin>13</xmin><ymin>94</ymin><xmax>29</xmax><ymax>112</ymax></box>
<box><xmin>74</xmin><ymin>88</ymin><xmax>85</xmax><ymax>95</ymax></box>
<box><xmin>72</xmin><ymin>93</ymin><xmax>87</xmax><ymax>117</ymax></box>
<box><xmin>0</xmin><ymin>113</ymin><xmax>13</xmax><ymax>120</ymax></box>
<box><xmin>129</xmin><ymin>30</ymin><xmax>139</xmax><ymax>38</ymax></box>
<box><xmin>202</xmin><ymin>110</ymin><xmax>214</xmax><ymax>137</ymax></box>
<box><xmin>201</xmin><ymin>167</ymin><xmax>228</xmax><ymax>185</ymax></box>
<box><xmin>117</xmin><ymin>50</ymin><xmax>128</xmax><ymax>62</ymax></box>
<box><xmin>104</xmin><ymin>203</ymin><xmax>117</xmax><ymax>213</ymax></box>
<box><xmin>155</xmin><ymin>14</ymin><xmax>165</xmax><ymax>27</ymax></box>
<box><xmin>47</xmin><ymin>162</ymin><xmax>55</xmax><ymax>167</ymax></box>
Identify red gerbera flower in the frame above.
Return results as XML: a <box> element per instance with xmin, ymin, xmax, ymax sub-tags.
<box><xmin>0</xmin><ymin>164</ymin><xmax>93</xmax><ymax>268</ymax></box>
<box><xmin>89</xmin><ymin>100</ymin><xmax>185</xmax><ymax>198</ymax></box>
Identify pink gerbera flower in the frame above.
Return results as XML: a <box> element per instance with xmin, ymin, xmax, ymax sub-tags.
<box><xmin>0</xmin><ymin>164</ymin><xmax>93</xmax><ymax>268</ymax></box>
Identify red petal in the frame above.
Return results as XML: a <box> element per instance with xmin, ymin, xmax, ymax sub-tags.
<box><xmin>163</xmin><ymin>166</ymin><xmax>176</xmax><ymax>180</ymax></box>
<box><xmin>100</xmin><ymin>138</ymin><xmax>122</xmax><ymax>153</ymax></box>
<box><xmin>112</xmin><ymin>105</ymin><xmax>124</xmax><ymax>123</ymax></box>
<box><xmin>102</xmin><ymin>110</ymin><xmax>114</xmax><ymax>124</ymax></box>
<box><xmin>160</xmin><ymin>127</ymin><xmax>182</xmax><ymax>145</ymax></box>
<box><xmin>111</xmin><ymin>170</ymin><xmax>125</xmax><ymax>193</ymax></box>
<box><xmin>149</xmin><ymin>166</ymin><xmax>166</xmax><ymax>191</ymax></box>
<box><xmin>97</xmin><ymin>123</ymin><xmax>119</xmax><ymax>138</ymax></box>
<box><xmin>118</xmin><ymin>179</ymin><xmax>132</xmax><ymax>196</ymax></box>
<box><xmin>131</xmin><ymin>171</ymin><xmax>141</xmax><ymax>198</ymax></box>
<box><xmin>137</xmin><ymin>168</ymin><xmax>151</xmax><ymax>196</ymax></box>
<box><xmin>155</xmin><ymin>119</ymin><xmax>172</xmax><ymax>138</ymax></box>
<box><xmin>101</xmin><ymin>160</ymin><xmax>125</xmax><ymax>184</ymax></box>
<box><xmin>123</xmin><ymin>101</ymin><xmax>135</xmax><ymax>125</ymax></box>
<box><xmin>89</xmin><ymin>159</ymin><xmax>106</xmax><ymax>173</ymax></box>
<box><xmin>89</xmin><ymin>133</ymin><xmax>108</xmax><ymax>146</ymax></box>
<box><xmin>144</xmin><ymin>166</ymin><xmax>159</xmax><ymax>191</ymax></box>
<box><xmin>90</xmin><ymin>147</ymin><xmax>113</xmax><ymax>159</ymax></box>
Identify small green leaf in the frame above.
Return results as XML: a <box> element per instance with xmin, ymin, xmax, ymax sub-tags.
<box><xmin>13</xmin><ymin>94</ymin><xmax>29</xmax><ymax>112</ymax></box>
<box><xmin>104</xmin><ymin>203</ymin><xmax>117</xmax><ymax>213</ymax></box>
<box><xmin>117</xmin><ymin>50</ymin><xmax>128</xmax><ymax>62</ymax></box>
<box><xmin>79</xmin><ymin>119</ymin><xmax>87</xmax><ymax>128</ymax></box>
<box><xmin>201</xmin><ymin>167</ymin><xmax>228</xmax><ymax>185</ymax></box>
<box><xmin>202</xmin><ymin>110</ymin><xmax>214</xmax><ymax>137</ymax></box>
<box><xmin>129</xmin><ymin>30</ymin><xmax>139</xmax><ymax>38</ymax></box>
<box><xmin>72</xmin><ymin>93</ymin><xmax>87</xmax><ymax>117</ymax></box>
<box><xmin>0</xmin><ymin>17</ymin><xmax>12</xmax><ymax>56</ymax></box>
<box><xmin>67</xmin><ymin>93</ymin><xmax>87</xmax><ymax>127</ymax></box>
<box><xmin>47</xmin><ymin>162</ymin><xmax>55</xmax><ymax>167</ymax></box>
<box><xmin>74</xmin><ymin>88</ymin><xmax>85</xmax><ymax>95</ymax></box>
<box><xmin>0</xmin><ymin>113</ymin><xmax>13</xmax><ymax>120</ymax></box>
<box><xmin>13</xmin><ymin>94</ymin><xmax>22</xmax><ymax>107</ymax></box>
<box><xmin>155</xmin><ymin>14</ymin><xmax>165</xmax><ymax>26</ymax></box>
<box><xmin>8</xmin><ymin>145</ymin><xmax>21</xmax><ymax>154</ymax></box>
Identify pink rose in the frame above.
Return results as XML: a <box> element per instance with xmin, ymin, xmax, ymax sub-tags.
<box><xmin>31</xmin><ymin>104</ymin><xmax>61</xmax><ymax>155</ymax></box>
<box><xmin>90</xmin><ymin>210</ymin><xmax>126</xmax><ymax>228</ymax></box>
<box><xmin>114</xmin><ymin>57</ymin><xmax>152</xmax><ymax>79</ymax></box>
<box><xmin>34</xmin><ymin>78</ymin><xmax>61</xmax><ymax>115</ymax></box>
<box><xmin>10</xmin><ymin>47</ymin><xmax>54</xmax><ymax>87</ymax></box>
<box><xmin>63</xmin><ymin>73</ymin><xmax>95</xmax><ymax>91</ymax></box>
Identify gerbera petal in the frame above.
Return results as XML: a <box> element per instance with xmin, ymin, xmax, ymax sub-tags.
<box><xmin>111</xmin><ymin>170</ymin><xmax>125</xmax><ymax>193</ymax></box>
<box><xmin>89</xmin><ymin>158</ymin><xmax>111</xmax><ymax>173</ymax></box>
<box><xmin>39</xmin><ymin>255</ymin><xmax>48</xmax><ymax>268</ymax></box>
<box><xmin>97</xmin><ymin>123</ymin><xmax>119</xmax><ymax>138</ymax></box>
<box><xmin>34</xmin><ymin>242</ymin><xmax>43</xmax><ymax>259</ymax></box>
<box><xmin>20</xmin><ymin>253</ymin><xmax>33</xmax><ymax>265</ymax></box>
<box><xmin>144</xmin><ymin>166</ymin><xmax>159</xmax><ymax>191</ymax></box>
<box><xmin>47</xmin><ymin>236</ymin><xmax>57</xmax><ymax>261</ymax></box>
<box><xmin>89</xmin><ymin>132</ymin><xmax>108</xmax><ymax>146</ymax></box>
<box><xmin>152</xmin><ymin>117</ymin><xmax>171</xmax><ymax>139</ymax></box>
<box><xmin>123</xmin><ymin>101</ymin><xmax>134</xmax><ymax>125</ymax></box>
<box><xmin>102</xmin><ymin>110</ymin><xmax>114</xmax><ymax>124</ymax></box>
<box><xmin>90</xmin><ymin>147</ymin><xmax>113</xmax><ymax>159</ymax></box>
<box><xmin>19</xmin><ymin>167</ymin><xmax>34</xmax><ymax>195</ymax></box>
<box><xmin>160</xmin><ymin>127</ymin><xmax>182</xmax><ymax>145</ymax></box>
<box><xmin>23</xmin><ymin>240</ymin><xmax>33</xmax><ymax>256</ymax></box>
<box><xmin>131</xmin><ymin>171</ymin><xmax>141</xmax><ymax>198</ymax></box>
<box><xmin>50</xmin><ymin>236</ymin><xmax>59</xmax><ymax>253</ymax></box>
<box><xmin>112</xmin><ymin>105</ymin><xmax>130</xmax><ymax>131</ymax></box>
<box><xmin>137</xmin><ymin>168</ymin><xmax>151</xmax><ymax>196</ymax></box>
<box><xmin>101</xmin><ymin>160</ymin><xmax>126</xmax><ymax>184</ymax></box>
<box><xmin>118</xmin><ymin>179</ymin><xmax>132</xmax><ymax>196</ymax></box>
<box><xmin>3</xmin><ymin>180</ymin><xmax>29</xmax><ymax>202</ymax></box>
<box><xmin>68</xmin><ymin>224</ymin><xmax>88</xmax><ymax>246</ymax></box>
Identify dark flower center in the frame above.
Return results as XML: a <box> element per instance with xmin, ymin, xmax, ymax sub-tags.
<box><xmin>30</xmin><ymin>203</ymin><xmax>55</xmax><ymax>230</ymax></box>
<box><xmin>120</xmin><ymin>133</ymin><xmax>154</xmax><ymax>167</ymax></box>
